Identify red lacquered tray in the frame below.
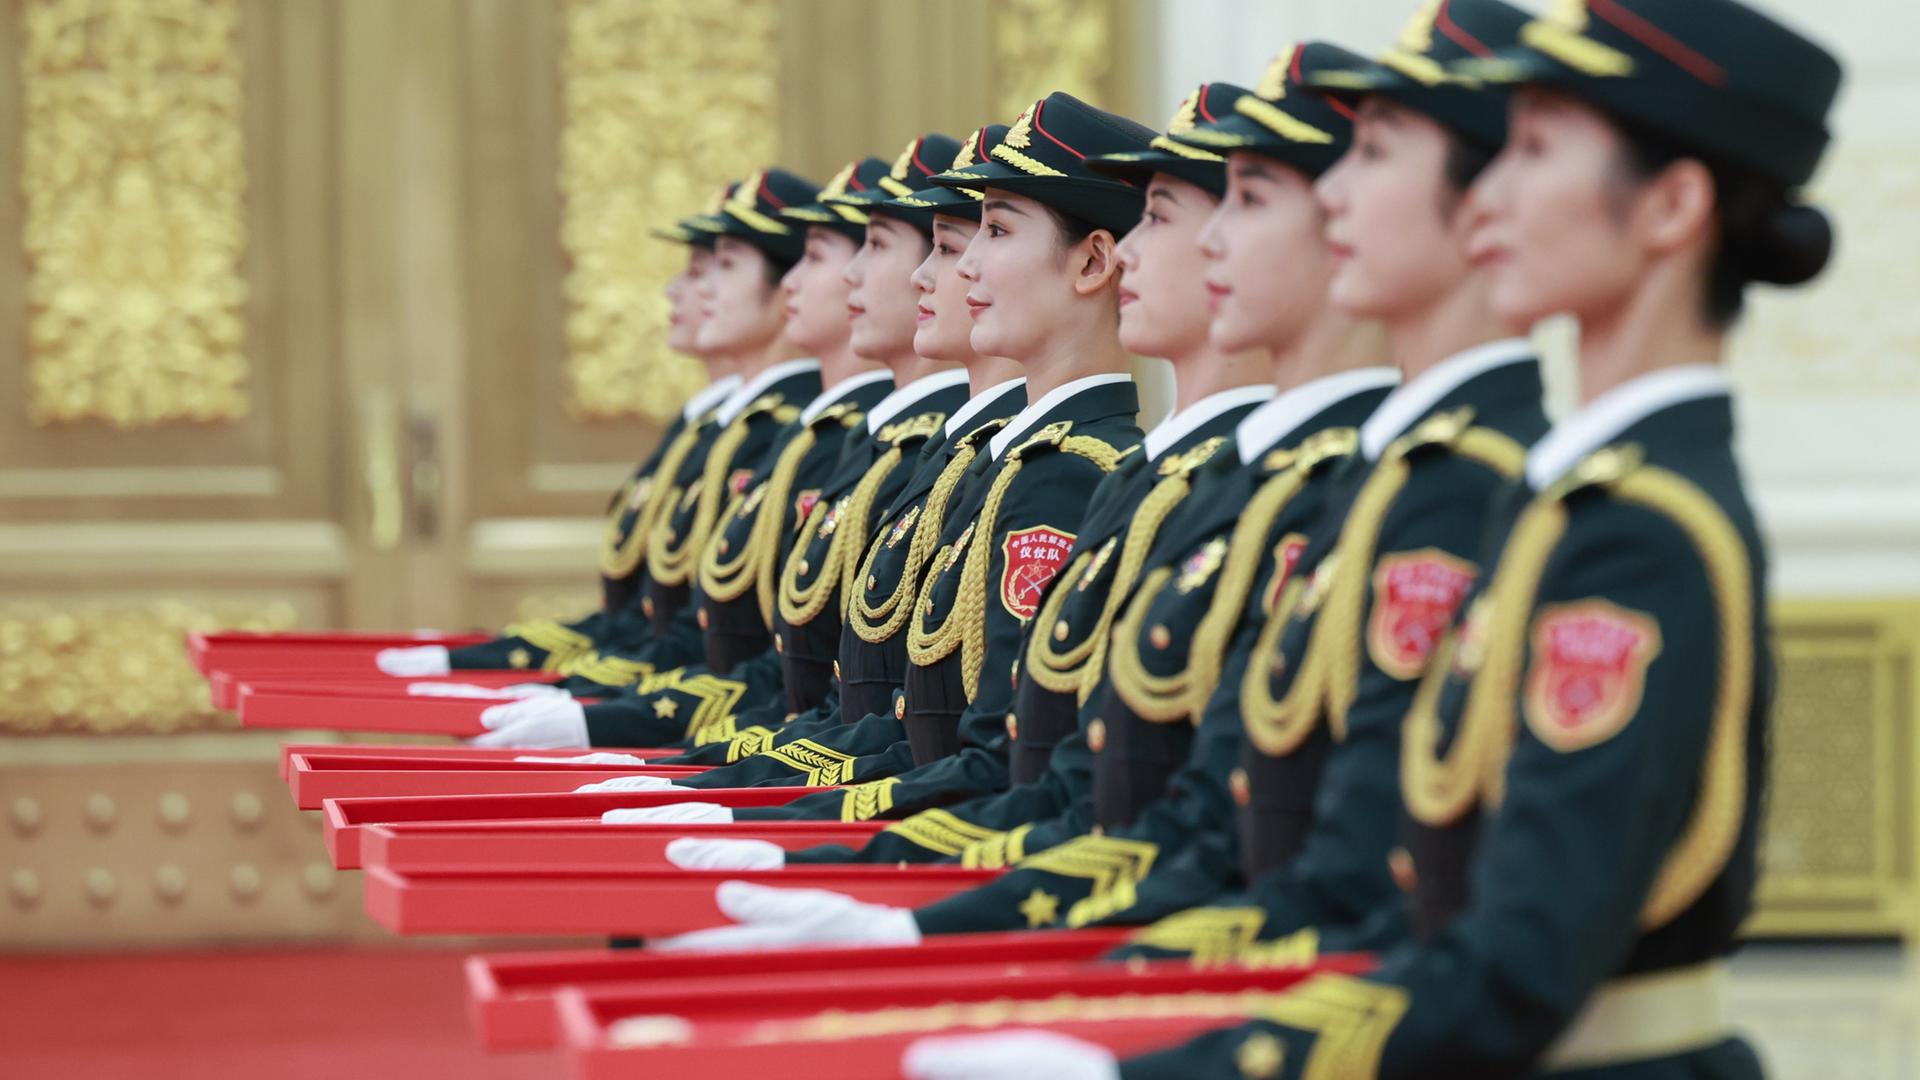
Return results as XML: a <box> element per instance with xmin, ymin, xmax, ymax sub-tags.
<box><xmin>189</xmin><ymin>631</ymin><xmax>492</xmax><ymax>676</ymax></box>
<box><xmin>467</xmin><ymin>930</ymin><xmax>1133</xmax><ymax>1051</ymax></box>
<box><xmin>240</xmin><ymin>689</ymin><xmax>502</xmax><ymax>735</ymax></box>
<box><xmin>288</xmin><ymin>753</ymin><xmax>708</xmax><ymax>809</ymax></box>
<box><xmin>276</xmin><ymin>743</ymin><xmax>681</xmax><ymax>783</ymax></box>
<box><xmin>363</xmin><ymin>864</ymin><xmax>1002</xmax><ymax>937</ymax></box>
<box><xmin>323</xmin><ymin>787</ymin><xmax>834</xmax><ymax>869</ymax></box>
<box><xmin>556</xmin><ymin>955</ymin><xmax>1375</xmax><ymax>1079</ymax></box>
<box><xmin>361</xmin><ymin>821</ymin><xmax>884</xmax><ymax>874</ymax></box>
<box><xmin>212</xmin><ymin>669</ymin><xmax>541</xmax><ymax>711</ymax></box>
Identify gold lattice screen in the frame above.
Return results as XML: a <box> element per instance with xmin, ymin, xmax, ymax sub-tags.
<box><xmin>20</xmin><ymin>0</ymin><xmax>252</xmax><ymax>428</ymax></box>
<box><xmin>557</xmin><ymin>0</ymin><xmax>780</xmax><ymax>424</ymax></box>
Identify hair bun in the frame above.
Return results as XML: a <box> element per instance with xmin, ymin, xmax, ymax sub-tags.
<box><xmin>1748</xmin><ymin>202</ymin><xmax>1833</xmax><ymax>287</ymax></box>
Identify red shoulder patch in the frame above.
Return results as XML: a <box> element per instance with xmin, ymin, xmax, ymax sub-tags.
<box><xmin>728</xmin><ymin>468</ymin><xmax>755</xmax><ymax>496</ymax></box>
<box><xmin>1524</xmin><ymin>600</ymin><xmax>1663</xmax><ymax>752</ymax></box>
<box><xmin>999</xmin><ymin>526</ymin><xmax>1077</xmax><ymax>620</ymax></box>
<box><xmin>1367</xmin><ymin>549</ymin><xmax>1478</xmax><ymax>680</ymax></box>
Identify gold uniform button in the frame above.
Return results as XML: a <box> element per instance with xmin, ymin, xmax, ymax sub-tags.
<box><xmin>696</xmin><ymin>609</ymin><xmax>710</xmax><ymax>630</ymax></box>
<box><xmin>1149</xmin><ymin>624</ymin><xmax>1172</xmax><ymax>650</ymax></box>
<box><xmin>798</xmin><ymin>559</ymin><xmax>810</xmax><ymax>575</ymax></box>
<box><xmin>773</xmin><ymin>636</ymin><xmax>784</xmax><ymax>654</ymax></box>
<box><xmin>1087</xmin><ymin>718</ymin><xmax>1106</xmax><ymax>753</ymax></box>
<box><xmin>1005</xmin><ymin>713</ymin><xmax>1019</xmax><ymax>741</ymax></box>
<box><xmin>641</xmin><ymin>598</ymin><xmax>656</xmax><ymax>618</ymax></box>
<box><xmin>868</xmin><ymin>574</ymin><xmax>878</xmax><ymax>591</ymax></box>
<box><xmin>1053</xmin><ymin>620</ymin><xmax>1070</xmax><ymax>642</ymax></box>
<box><xmin>718</xmin><ymin>539</ymin><xmax>730</xmax><ymax>555</ymax></box>
<box><xmin>1230</xmin><ymin>767</ymin><xmax>1250</xmax><ymax>808</ymax></box>
<box><xmin>833</xmin><ymin>660</ymin><xmax>841</xmax><ymax>680</ymax></box>
<box><xmin>894</xmin><ymin>697</ymin><xmax>906</xmax><ymax>720</ymax></box>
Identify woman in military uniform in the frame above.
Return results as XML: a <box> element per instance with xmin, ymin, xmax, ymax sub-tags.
<box><xmin>909</xmin><ymin>0</ymin><xmax>1842</xmax><ymax>1076</ymax></box>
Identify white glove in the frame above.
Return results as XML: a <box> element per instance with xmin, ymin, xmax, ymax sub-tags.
<box><xmin>667</xmin><ymin>837</ymin><xmax>786</xmax><ymax>870</ymax></box>
<box><xmin>601</xmin><ymin>803</ymin><xmax>733</xmax><ymax>824</ymax></box>
<box><xmin>376</xmin><ymin>645</ymin><xmax>450</xmax><ymax>676</ymax></box>
<box><xmin>573</xmin><ymin>775</ymin><xmax>687</xmax><ymax>793</ymax></box>
<box><xmin>902</xmin><ymin>1031</ymin><xmax>1121</xmax><ymax>1080</ymax></box>
<box><xmin>466</xmin><ymin>696</ymin><xmax>588</xmax><ymax>749</ymax></box>
<box><xmin>406</xmin><ymin>681</ymin><xmax>564</xmax><ymax>700</ymax></box>
<box><xmin>651</xmin><ymin>880</ymin><xmax>920</xmax><ymax>953</ymax></box>
<box><xmin>513</xmin><ymin>752</ymin><xmax>651</xmax><ymax>766</ymax></box>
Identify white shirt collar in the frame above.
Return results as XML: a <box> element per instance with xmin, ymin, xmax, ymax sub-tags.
<box><xmin>989</xmin><ymin>373</ymin><xmax>1135</xmax><ymax>460</ymax></box>
<box><xmin>1526</xmin><ymin>364</ymin><xmax>1731</xmax><ymax>490</ymax></box>
<box><xmin>681</xmin><ymin>375</ymin><xmax>742</xmax><ymax>422</ymax></box>
<box><xmin>1143</xmin><ymin>385</ymin><xmax>1277</xmax><ymax>462</ymax></box>
<box><xmin>715</xmin><ymin>358</ymin><xmax>822</xmax><ymax>426</ymax></box>
<box><xmin>863</xmin><ymin>368</ymin><xmax>971</xmax><ymax>433</ymax></box>
<box><xmin>1359</xmin><ymin>338</ymin><xmax>1534</xmax><ymax>460</ymax></box>
<box><xmin>800</xmin><ymin>368</ymin><xmax>893</xmax><ymax>425</ymax></box>
<box><xmin>944</xmin><ymin>378</ymin><xmax>1028</xmax><ymax>439</ymax></box>
<box><xmin>1238</xmin><ymin>367</ymin><xmax>1402</xmax><ymax>464</ymax></box>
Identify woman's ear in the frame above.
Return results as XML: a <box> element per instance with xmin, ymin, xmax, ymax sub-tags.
<box><xmin>1071</xmin><ymin>229</ymin><xmax>1123</xmax><ymax>296</ymax></box>
<box><xmin>1638</xmin><ymin>158</ymin><xmax>1717</xmax><ymax>257</ymax></box>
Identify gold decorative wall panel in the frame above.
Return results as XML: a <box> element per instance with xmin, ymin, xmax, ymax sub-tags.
<box><xmin>1749</xmin><ymin>600</ymin><xmax>1919</xmax><ymax>940</ymax></box>
<box><xmin>991</xmin><ymin>0</ymin><xmax>1121</xmax><ymax>118</ymax></box>
<box><xmin>19</xmin><ymin>0</ymin><xmax>252</xmax><ymax>428</ymax></box>
<box><xmin>557</xmin><ymin>0</ymin><xmax>780</xmax><ymax>423</ymax></box>
<box><xmin>0</xmin><ymin>599</ymin><xmax>294</xmax><ymax>735</ymax></box>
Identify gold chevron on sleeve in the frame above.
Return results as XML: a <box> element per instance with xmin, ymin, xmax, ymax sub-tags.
<box><xmin>959</xmin><ymin>823</ymin><xmax>1034</xmax><ymax>869</ymax></box>
<box><xmin>1012</xmin><ymin>835</ymin><xmax>1161</xmax><ymax>926</ymax></box>
<box><xmin>758</xmin><ymin>738</ymin><xmax>859</xmax><ymax>785</ymax></box>
<box><xmin>839</xmin><ymin>777</ymin><xmax>902</xmax><ymax>821</ymax></box>
<box><xmin>1127</xmin><ymin>906</ymin><xmax>1268</xmax><ymax>966</ymax></box>
<box><xmin>879</xmin><ymin>808</ymin><xmax>1007</xmax><ymax>857</ymax></box>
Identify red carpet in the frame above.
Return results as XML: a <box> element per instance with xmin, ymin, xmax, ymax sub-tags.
<box><xmin>0</xmin><ymin>947</ymin><xmax>557</xmax><ymax>1080</ymax></box>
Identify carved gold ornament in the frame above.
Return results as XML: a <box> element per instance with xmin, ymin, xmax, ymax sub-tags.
<box><xmin>0</xmin><ymin>599</ymin><xmax>296</xmax><ymax>734</ymax></box>
<box><xmin>991</xmin><ymin>0</ymin><xmax>1116</xmax><ymax>119</ymax></box>
<box><xmin>21</xmin><ymin>0</ymin><xmax>252</xmax><ymax>428</ymax></box>
<box><xmin>558</xmin><ymin>0</ymin><xmax>780</xmax><ymax>423</ymax></box>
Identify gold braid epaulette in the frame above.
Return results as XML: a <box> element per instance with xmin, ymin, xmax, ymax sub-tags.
<box><xmin>1111</xmin><ymin>428</ymin><xmax>1360</xmax><ymax>725</ymax></box>
<box><xmin>1025</xmin><ymin>436</ymin><xmax>1232</xmax><ymax>705</ymax></box>
<box><xmin>909</xmin><ymin>421</ymin><xmax>1128</xmax><ymax>700</ymax></box>
<box><xmin>646</xmin><ymin>399</ymin><xmax>779</xmax><ymax>587</ymax></box>
<box><xmin>847</xmin><ymin>419</ymin><xmax>1008</xmax><ymax>645</ymax></box>
<box><xmin>699</xmin><ymin>423</ymin><xmax>820</xmax><ymax>624</ymax></box>
<box><xmin>598</xmin><ymin>418</ymin><xmax>709</xmax><ymax>580</ymax></box>
<box><xmin>1243</xmin><ymin>410</ymin><xmax>1524</xmax><ymax>756</ymax></box>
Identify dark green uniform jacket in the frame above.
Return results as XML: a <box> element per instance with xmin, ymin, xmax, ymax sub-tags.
<box><xmin>1121</xmin><ymin>371</ymin><xmax>1769</xmax><ymax>1079</ymax></box>
<box><xmin>727</xmin><ymin>374</ymin><xmax>1144</xmax><ymax>821</ymax></box>
<box><xmin>788</xmin><ymin>382</ymin><xmax>1309</xmax><ymax>869</ymax></box>
<box><xmin>1115</xmin><ymin>345</ymin><xmax>1548</xmax><ymax>957</ymax></box>
<box><xmin>578</xmin><ymin>372</ymin><xmax>969</xmax><ymax>748</ymax></box>
<box><xmin>651</xmin><ymin>378</ymin><xmax>1029</xmax><ymax>768</ymax></box>
<box><xmin>893</xmin><ymin>374</ymin><xmax>1398</xmax><ymax>933</ymax></box>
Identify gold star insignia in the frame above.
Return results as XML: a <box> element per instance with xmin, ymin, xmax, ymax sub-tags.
<box><xmin>653</xmin><ymin>698</ymin><xmax>679</xmax><ymax>719</ymax></box>
<box><xmin>507</xmin><ymin>648</ymin><xmax>531</xmax><ymax>670</ymax></box>
<box><xmin>1018</xmin><ymin>888</ymin><xmax>1060</xmax><ymax>929</ymax></box>
<box><xmin>1235</xmin><ymin>1032</ymin><xmax>1286</xmax><ymax>1079</ymax></box>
